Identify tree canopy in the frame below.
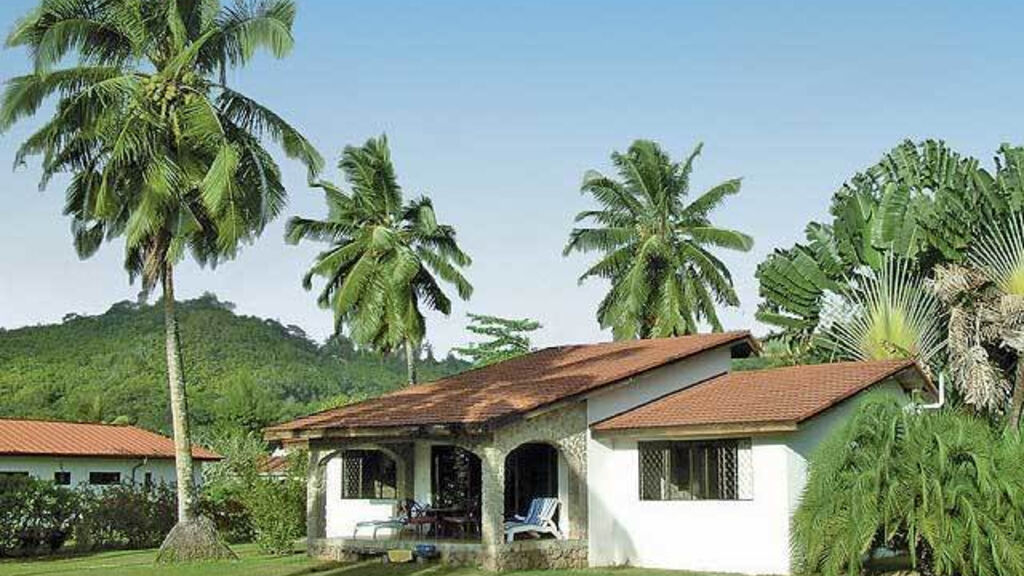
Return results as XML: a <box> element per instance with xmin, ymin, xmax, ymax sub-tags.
<box><xmin>452</xmin><ymin>312</ymin><xmax>542</xmax><ymax>367</ymax></box>
<box><xmin>565</xmin><ymin>140</ymin><xmax>753</xmax><ymax>339</ymax></box>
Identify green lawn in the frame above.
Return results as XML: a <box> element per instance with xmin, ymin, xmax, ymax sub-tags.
<box><xmin>0</xmin><ymin>544</ymin><xmax>725</xmax><ymax>576</ymax></box>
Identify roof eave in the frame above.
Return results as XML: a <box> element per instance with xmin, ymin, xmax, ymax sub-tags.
<box><xmin>590</xmin><ymin>420</ymin><xmax>799</xmax><ymax>439</ymax></box>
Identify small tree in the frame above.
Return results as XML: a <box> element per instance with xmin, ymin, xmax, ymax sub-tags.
<box><xmin>452</xmin><ymin>313</ymin><xmax>542</xmax><ymax>367</ymax></box>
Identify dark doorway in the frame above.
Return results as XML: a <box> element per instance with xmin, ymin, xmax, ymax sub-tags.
<box><xmin>431</xmin><ymin>445</ymin><xmax>481</xmax><ymax>512</ymax></box>
<box><xmin>504</xmin><ymin>443</ymin><xmax>558</xmax><ymax>519</ymax></box>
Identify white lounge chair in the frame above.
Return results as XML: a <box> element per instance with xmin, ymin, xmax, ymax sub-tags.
<box><xmin>353</xmin><ymin>499</ymin><xmax>423</xmax><ymax>540</ymax></box>
<box><xmin>504</xmin><ymin>497</ymin><xmax>561</xmax><ymax>542</ymax></box>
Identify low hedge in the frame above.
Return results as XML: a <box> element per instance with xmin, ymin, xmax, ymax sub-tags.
<box><xmin>0</xmin><ymin>476</ymin><xmax>176</xmax><ymax>557</ymax></box>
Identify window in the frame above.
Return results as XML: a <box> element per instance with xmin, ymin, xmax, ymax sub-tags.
<box><xmin>54</xmin><ymin>471</ymin><xmax>72</xmax><ymax>486</ymax></box>
<box><xmin>341</xmin><ymin>450</ymin><xmax>396</xmax><ymax>500</ymax></box>
<box><xmin>143</xmin><ymin>472</ymin><xmax>153</xmax><ymax>488</ymax></box>
<box><xmin>88</xmin><ymin>472</ymin><xmax>121</xmax><ymax>486</ymax></box>
<box><xmin>0</xmin><ymin>471</ymin><xmax>29</xmax><ymax>479</ymax></box>
<box><xmin>639</xmin><ymin>439</ymin><xmax>752</xmax><ymax>501</ymax></box>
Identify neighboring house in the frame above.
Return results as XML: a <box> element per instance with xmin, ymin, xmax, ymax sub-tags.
<box><xmin>264</xmin><ymin>331</ymin><xmax>932</xmax><ymax>574</ymax></box>
<box><xmin>0</xmin><ymin>418</ymin><xmax>219</xmax><ymax>488</ymax></box>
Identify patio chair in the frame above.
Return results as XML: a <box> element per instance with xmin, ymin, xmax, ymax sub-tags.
<box><xmin>503</xmin><ymin>497</ymin><xmax>561</xmax><ymax>542</ymax></box>
<box><xmin>353</xmin><ymin>499</ymin><xmax>425</xmax><ymax>540</ymax></box>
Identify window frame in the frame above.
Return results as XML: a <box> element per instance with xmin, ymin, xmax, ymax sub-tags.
<box><xmin>340</xmin><ymin>450</ymin><xmax>397</xmax><ymax>500</ymax></box>
<box><xmin>638</xmin><ymin>438</ymin><xmax>752</xmax><ymax>502</ymax></box>
<box><xmin>53</xmin><ymin>471</ymin><xmax>72</xmax><ymax>486</ymax></box>
<box><xmin>88</xmin><ymin>471</ymin><xmax>121</xmax><ymax>486</ymax></box>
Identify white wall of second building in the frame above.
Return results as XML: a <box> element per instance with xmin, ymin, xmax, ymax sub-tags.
<box><xmin>322</xmin><ymin>451</ymin><xmax>398</xmax><ymax>538</ymax></box>
<box><xmin>0</xmin><ymin>455</ymin><xmax>200</xmax><ymax>487</ymax></box>
<box><xmin>587</xmin><ymin>433</ymin><xmax>793</xmax><ymax>574</ymax></box>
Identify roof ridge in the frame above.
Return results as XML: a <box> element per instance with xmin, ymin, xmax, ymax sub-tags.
<box><xmin>0</xmin><ymin>416</ymin><xmax>136</xmax><ymax>427</ymax></box>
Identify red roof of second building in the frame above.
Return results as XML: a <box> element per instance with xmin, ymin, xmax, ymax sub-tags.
<box><xmin>593</xmin><ymin>359</ymin><xmax>927</xmax><ymax>431</ymax></box>
<box><xmin>0</xmin><ymin>419</ymin><xmax>220</xmax><ymax>460</ymax></box>
<box><xmin>266</xmin><ymin>331</ymin><xmax>754</xmax><ymax>435</ymax></box>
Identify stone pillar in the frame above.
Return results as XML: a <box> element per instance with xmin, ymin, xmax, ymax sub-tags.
<box><xmin>477</xmin><ymin>445</ymin><xmax>506</xmax><ymax>570</ymax></box>
<box><xmin>306</xmin><ymin>448</ymin><xmax>327</xmax><ymax>544</ymax></box>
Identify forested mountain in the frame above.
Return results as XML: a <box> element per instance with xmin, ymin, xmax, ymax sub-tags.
<box><xmin>0</xmin><ymin>294</ymin><xmax>466</xmax><ymax>436</ymax></box>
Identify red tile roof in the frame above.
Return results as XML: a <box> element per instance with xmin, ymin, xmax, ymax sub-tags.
<box><xmin>266</xmin><ymin>331</ymin><xmax>754</xmax><ymax>436</ymax></box>
<box><xmin>0</xmin><ymin>419</ymin><xmax>220</xmax><ymax>460</ymax></box>
<box><xmin>593</xmin><ymin>359</ymin><xmax>928</xmax><ymax>432</ymax></box>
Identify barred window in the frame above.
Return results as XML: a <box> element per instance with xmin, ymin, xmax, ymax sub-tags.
<box><xmin>341</xmin><ymin>450</ymin><xmax>397</xmax><ymax>500</ymax></box>
<box><xmin>639</xmin><ymin>439</ymin><xmax>752</xmax><ymax>501</ymax></box>
<box><xmin>88</xmin><ymin>472</ymin><xmax>121</xmax><ymax>486</ymax></box>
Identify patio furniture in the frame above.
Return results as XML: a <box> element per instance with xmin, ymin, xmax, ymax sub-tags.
<box><xmin>503</xmin><ymin>497</ymin><xmax>561</xmax><ymax>542</ymax></box>
<box><xmin>353</xmin><ymin>499</ymin><xmax>426</xmax><ymax>540</ymax></box>
<box><xmin>440</xmin><ymin>509</ymin><xmax>479</xmax><ymax>540</ymax></box>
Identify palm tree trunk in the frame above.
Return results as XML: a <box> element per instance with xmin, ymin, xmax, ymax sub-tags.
<box><xmin>404</xmin><ymin>339</ymin><xmax>417</xmax><ymax>386</ymax></box>
<box><xmin>162</xmin><ymin>263</ymin><xmax>197</xmax><ymax>522</ymax></box>
<box><xmin>1010</xmin><ymin>360</ymin><xmax>1024</xmax><ymax>432</ymax></box>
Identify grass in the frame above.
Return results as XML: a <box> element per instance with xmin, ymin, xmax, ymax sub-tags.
<box><xmin>0</xmin><ymin>544</ymin><xmax>730</xmax><ymax>576</ymax></box>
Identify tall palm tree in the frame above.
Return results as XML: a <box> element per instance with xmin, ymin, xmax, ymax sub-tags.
<box><xmin>1</xmin><ymin>0</ymin><xmax>322</xmax><ymax>559</ymax></box>
<box><xmin>286</xmin><ymin>135</ymin><xmax>472</xmax><ymax>385</ymax></box>
<box><xmin>564</xmin><ymin>140</ymin><xmax>753</xmax><ymax>339</ymax></box>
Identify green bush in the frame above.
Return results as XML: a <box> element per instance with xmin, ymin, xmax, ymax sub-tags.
<box><xmin>244</xmin><ymin>476</ymin><xmax>306</xmax><ymax>554</ymax></box>
<box><xmin>75</xmin><ymin>482</ymin><xmax>176</xmax><ymax>550</ymax></box>
<box><xmin>200</xmin><ymin>431</ymin><xmax>307</xmax><ymax>551</ymax></box>
<box><xmin>0</xmin><ymin>476</ymin><xmax>81</xmax><ymax>556</ymax></box>
<box><xmin>792</xmin><ymin>395</ymin><xmax>1024</xmax><ymax>576</ymax></box>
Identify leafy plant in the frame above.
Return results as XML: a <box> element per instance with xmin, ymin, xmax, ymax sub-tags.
<box><xmin>818</xmin><ymin>257</ymin><xmax>945</xmax><ymax>371</ymax></box>
<box><xmin>565</xmin><ymin>140</ymin><xmax>753</xmax><ymax>339</ymax></box>
<box><xmin>452</xmin><ymin>313</ymin><xmax>542</xmax><ymax>367</ymax></box>
<box><xmin>792</xmin><ymin>396</ymin><xmax>1024</xmax><ymax>576</ymax></box>
<box><xmin>287</xmin><ymin>135</ymin><xmax>473</xmax><ymax>384</ymax></box>
<box><xmin>756</xmin><ymin>140</ymin><xmax>1007</xmax><ymax>352</ymax></box>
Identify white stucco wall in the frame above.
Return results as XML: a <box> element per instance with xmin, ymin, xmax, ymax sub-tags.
<box><xmin>588</xmin><ymin>434</ymin><xmax>792</xmax><ymax>574</ymax></box>
<box><xmin>0</xmin><ymin>455</ymin><xmax>201</xmax><ymax>487</ymax></box>
<box><xmin>322</xmin><ymin>451</ymin><xmax>398</xmax><ymax>538</ymax></box>
<box><xmin>586</xmin><ymin>347</ymin><xmax>732</xmax><ymax>424</ymax></box>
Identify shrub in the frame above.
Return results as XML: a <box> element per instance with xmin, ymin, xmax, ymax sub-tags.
<box><xmin>792</xmin><ymin>395</ymin><xmax>1024</xmax><ymax>576</ymax></box>
<box><xmin>0</xmin><ymin>476</ymin><xmax>81</xmax><ymax>556</ymax></box>
<box><xmin>74</xmin><ymin>482</ymin><xmax>176</xmax><ymax>551</ymax></box>
<box><xmin>244</xmin><ymin>476</ymin><xmax>305</xmax><ymax>554</ymax></box>
<box><xmin>200</xmin><ymin>430</ymin><xmax>307</xmax><ymax>550</ymax></box>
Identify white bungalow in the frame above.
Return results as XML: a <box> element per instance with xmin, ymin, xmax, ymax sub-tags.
<box><xmin>0</xmin><ymin>418</ymin><xmax>218</xmax><ymax>488</ymax></box>
<box><xmin>265</xmin><ymin>331</ymin><xmax>932</xmax><ymax>574</ymax></box>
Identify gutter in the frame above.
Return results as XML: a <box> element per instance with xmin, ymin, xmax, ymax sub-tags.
<box><xmin>917</xmin><ymin>372</ymin><xmax>946</xmax><ymax>411</ymax></box>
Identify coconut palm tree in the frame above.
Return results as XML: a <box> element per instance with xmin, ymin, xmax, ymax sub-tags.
<box><xmin>1</xmin><ymin>0</ymin><xmax>322</xmax><ymax>559</ymax></box>
<box><xmin>933</xmin><ymin>213</ymin><xmax>1024</xmax><ymax>428</ymax></box>
<box><xmin>286</xmin><ymin>135</ymin><xmax>472</xmax><ymax>385</ymax></box>
<box><xmin>564</xmin><ymin>140</ymin><xmax>753</xmax><ymax>339</ymax></box>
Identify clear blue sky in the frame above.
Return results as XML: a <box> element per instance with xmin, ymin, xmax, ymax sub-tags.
<box><xmin>2</xmin><ymin>0</ymin><xmax>1023</xmax><ymax>354</ymax></box>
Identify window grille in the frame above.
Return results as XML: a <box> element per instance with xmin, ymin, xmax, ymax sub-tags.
<box><xmin>88</xmin><ymin>472</ymin><xmax>121</xmax><ymax>486</ymax></box>
<box><xmin>341</xmin><ymin>450</ymin><xmax>397</xmax><ymax>500</ymax></box>
<box><xmin>638</xmin><ymin>439</ymin><xmax>752</xmax><ymax>501</ymax></box>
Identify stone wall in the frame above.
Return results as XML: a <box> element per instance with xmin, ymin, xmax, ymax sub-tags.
<box><xmin>307</xmin><ymin>538</ymin><xmax>587</xmax><ymax>571</ymax></box>
<box><xmin>495</xmin><ymin>540</ymin><xmax>589</xmax><ymax>571</ymax></box>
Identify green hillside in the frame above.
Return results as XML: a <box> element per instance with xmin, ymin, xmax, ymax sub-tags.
<box><xmin>0</xmin><ymin>294</ymin><xmax>467</xmax><ymax>436</ymax></box>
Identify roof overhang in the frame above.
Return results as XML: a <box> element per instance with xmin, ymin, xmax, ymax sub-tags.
<box><xmin>590</xmin><ymin>420</ymin><xmax>798</xmax><ymax>440</ymax></box>
<box><xmin>592</xmin><ymin>360</ymin><xmax>936</xmax><ymax>438</ymax></box>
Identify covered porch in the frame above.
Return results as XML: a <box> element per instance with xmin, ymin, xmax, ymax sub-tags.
<box><xmin>299</xmin><ymin>404</ymin><xmax>589</xmax><ymax>570</ymax></box>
